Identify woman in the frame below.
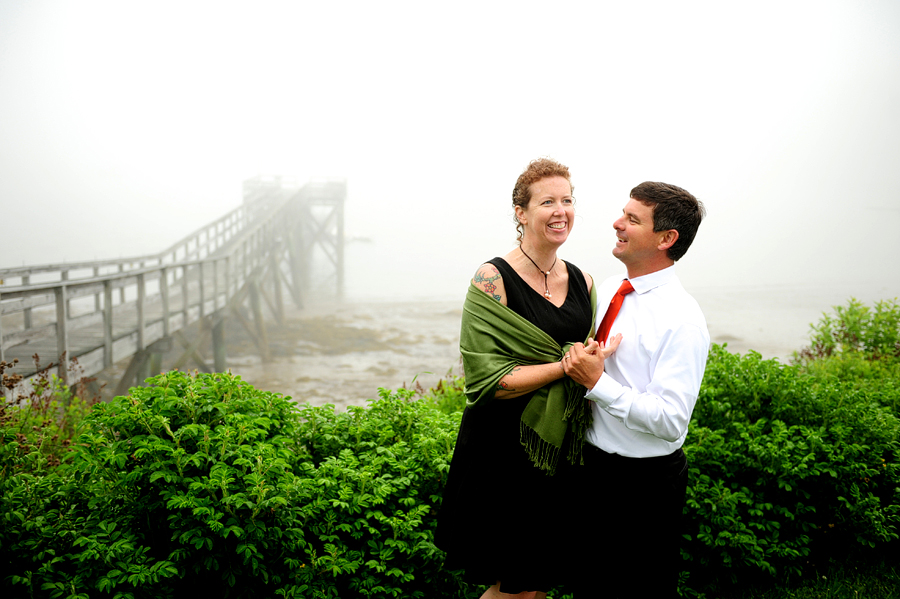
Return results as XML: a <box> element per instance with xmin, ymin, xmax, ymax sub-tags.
<box><xmin>436</xmin><ymin>158</ymin><xmax>618</xmax><ymax>598</ymax></box>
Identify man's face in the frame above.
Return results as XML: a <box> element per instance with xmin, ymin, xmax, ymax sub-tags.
<box><xmin>612</xmin><ymin>198</ymin><xmax>665</xmax><ymax>270</ymax></box>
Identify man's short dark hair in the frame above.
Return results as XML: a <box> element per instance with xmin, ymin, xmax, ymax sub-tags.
<box><xmin>630</xmin><ymin>182</ymin><xmax>706</xmax><ymax>261</ymax></box>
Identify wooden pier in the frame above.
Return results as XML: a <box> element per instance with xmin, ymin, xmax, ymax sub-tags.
<box><xmin>1</xmin><ymin>177</ymin><xmax>346</xmax><ymax>398</ymax></box>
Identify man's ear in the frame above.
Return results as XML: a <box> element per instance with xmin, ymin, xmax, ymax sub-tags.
<box><xmin>658</xmin><ymin>229</ymin><xmax>679</xmax><ymax>251</ymax></box>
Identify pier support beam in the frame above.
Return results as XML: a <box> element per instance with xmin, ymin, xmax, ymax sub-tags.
<box><xmin>212</xmin><ymin>314</ymin><xmax>226</xmax><ymax>372</ymax></box>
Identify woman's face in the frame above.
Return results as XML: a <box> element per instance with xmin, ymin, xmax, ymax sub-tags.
<box><xmin>515</xmin><ymin>175</ymin><xmax>574</xmax><ymax>248</ymax></box>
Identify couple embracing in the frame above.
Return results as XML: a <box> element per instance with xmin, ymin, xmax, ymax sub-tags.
<box><xmin>435</xmin><ymin>158</ymin><xmax>710</xmax><ymax>599</ymax></box>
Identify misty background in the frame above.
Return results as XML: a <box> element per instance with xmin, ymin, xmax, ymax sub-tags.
<box><xmin>2</xmin><ymin>0</ymin><xmax>899</xmax><ymax>366</ymax></box>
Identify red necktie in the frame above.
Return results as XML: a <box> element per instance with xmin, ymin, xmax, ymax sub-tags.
<box><xmin>596</xmin><ymin>280</ymin><xmax>634</xmax><ymax>344</ymax></box>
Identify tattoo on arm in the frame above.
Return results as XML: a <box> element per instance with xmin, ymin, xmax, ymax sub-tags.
<box><xmin>474</xmin><ymin>266</ymin><xmax>502</xmax><ymax>302</ymax></box>
<box><xmin>496</xmin><ymin>366</ymin><xmax>521</xmax><ymax>392</ymax></box>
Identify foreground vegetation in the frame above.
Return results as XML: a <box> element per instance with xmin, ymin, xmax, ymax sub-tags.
<box><xmin>1</xmin><ymin>298</ymin><xmax>898</xmax><ymax>598</ymax></box>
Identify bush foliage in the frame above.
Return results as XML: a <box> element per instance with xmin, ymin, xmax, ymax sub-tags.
<box><xmin>684</xmin><ymin>346</ymin><xmax>900</xmax><ymax>593</ymax></box>
<box><xmin>1</xmin><ymin>297</ymin><xmax>899</xmax><ymax>598</ymax></box>
<box><xmin>2</xmin><ymin>370</ymin><xmax>469</xmax><ymax>598</ymax></box>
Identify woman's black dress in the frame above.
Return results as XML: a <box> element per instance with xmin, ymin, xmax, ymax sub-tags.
<box><xmin>435</xmin><ymin>258</ymin><xmax>593</xmax><ymax>594</ymax></box>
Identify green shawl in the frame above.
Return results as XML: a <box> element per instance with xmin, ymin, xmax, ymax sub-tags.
<box><xmin>459</xmin><ymin>282</ymin><xmax>598</xmax><ymax>474</ymax></box>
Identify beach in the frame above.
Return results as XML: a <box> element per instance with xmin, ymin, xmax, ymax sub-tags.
<box><xmin>225</xmin><ymin>300</ymin><xmax>465</xmax><ymax>410</ymax></box>
<box><xmin>223</xmin><ymin>282</ymin><xmax>899</xmax><ymax>410</ymax></box>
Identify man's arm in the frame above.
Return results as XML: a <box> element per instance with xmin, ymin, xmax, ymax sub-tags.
<box><xmin>585</xmin><ymin>324</ymin><xmax>709</xmax><ymax>442</ymax></box>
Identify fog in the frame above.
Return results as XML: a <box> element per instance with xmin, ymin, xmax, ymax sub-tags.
<box><xmin>2</xmin><ymin>0</ymin><xmax>900</xmax><ymax>322</ymax></box>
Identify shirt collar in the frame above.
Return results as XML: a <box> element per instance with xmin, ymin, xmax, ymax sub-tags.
<box><xmin>628</xmin><ymin>265</ymin><xmax>677</xmax><ymax>295</ymax></box>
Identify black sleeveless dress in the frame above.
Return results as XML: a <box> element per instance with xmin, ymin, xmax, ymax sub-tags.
<box><xmin>436</xmin><ymin>258</ymin><xmax>593</xmax><ymax>594</ymax></box>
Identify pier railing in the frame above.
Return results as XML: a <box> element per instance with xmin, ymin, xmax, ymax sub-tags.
<box><xmin>0</xmin><ymin>177</ymin><xmax>346</xmax><ymax>395</ymax></box>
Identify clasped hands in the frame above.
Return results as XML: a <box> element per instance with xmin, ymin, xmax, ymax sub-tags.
<box><xmin>562</xmin><ymin>333</ymin><xmax>623</xmax><ymax>390</ymax></box>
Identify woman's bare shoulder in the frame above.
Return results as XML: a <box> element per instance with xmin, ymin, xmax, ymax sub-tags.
<box><xmin>472</xmin><ymin>262</ymin><xmax>506</xmax><ymax>304</ymax></box>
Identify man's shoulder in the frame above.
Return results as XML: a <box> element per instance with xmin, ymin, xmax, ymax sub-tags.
<box><xmin>648</xmin><ymin>275</ymin><xmax>708</xmax><ymax>332</ymax></box>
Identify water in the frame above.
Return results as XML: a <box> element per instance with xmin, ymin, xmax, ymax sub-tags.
<box><xmin>194</xmin><ymin>239</ymin><xmax>900</xmax><ymax>409</ymax></box>
<box><xmin>223</xmin><ymin>281</ymin><xmax>899</xmax><ymax>410</ymax></box>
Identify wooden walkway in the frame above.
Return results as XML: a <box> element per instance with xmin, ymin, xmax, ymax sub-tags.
<box><xmin>1</xmin><ymin>177</ymin><xmax>346</xmax><ymax>398</ymax></box>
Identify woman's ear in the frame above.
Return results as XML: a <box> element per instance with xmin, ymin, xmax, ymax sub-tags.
<box><xmin>514</xmin><ymin>205</ymin><xmax>527</xmax><ymax>226</ymax></box>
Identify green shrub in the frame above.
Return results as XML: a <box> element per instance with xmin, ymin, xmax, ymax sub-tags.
<box><xmin>0</xmin><ymin>360</ymin><xmax>96</xmax><ymax>472</ymax></box>
<box><xmin>417</xmin><ymin>374</ymin><xmax>467</xmax><ymax>415</ymax></box>
<box><xmin>684</xmin><ymin>345</ymin><xmax>900</xmax><ymax>594</ymax></box>
<box><xmin>4</xmin><ymin>296</ymin><xmax>899</xmax><ymax>598</ymax></box>
<box><xmin>289</xmin><ymin>388</ymin><xmax>466</xmax><ymax>598</ymax></box>
<box><xmin>796</xmin><ymin>297</ymin><xmax>900</xmax><ymax>361</ymax></box>
<box><xmin>1</xmin><ymin>371</ymin><xmax>473</xmax><ymax>598</ymax></box>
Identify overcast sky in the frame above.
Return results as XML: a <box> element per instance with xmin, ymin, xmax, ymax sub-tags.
<box><xmin>2</xmin><ymin>0</ymin><xmax>899</xmax><ymax>304</ymax></box>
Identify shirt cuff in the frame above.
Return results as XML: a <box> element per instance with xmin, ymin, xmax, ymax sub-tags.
<box><xmin>584</xmin><ymin>372</ymin><xmax>625</xmax><ymax>407</ymax></box>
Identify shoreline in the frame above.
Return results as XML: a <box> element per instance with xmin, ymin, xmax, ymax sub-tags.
<box><xmin>91</xmin><ymin>289</ymin><xmax>896</xmax><ymax>410</ymax></box>
<box><xmin>225</xmin><ymin>289</ymin><xmax>852</xmax><ymax>410</ymax></box>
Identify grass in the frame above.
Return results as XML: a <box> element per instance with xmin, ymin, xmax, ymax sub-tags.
<box><xmin>719</xmin><ymin>556</ymin><xmax>900</xmax><ymax>599</ymax></box>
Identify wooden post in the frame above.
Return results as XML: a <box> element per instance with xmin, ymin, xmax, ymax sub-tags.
<box><xmin>182</xmin><ymin>264</ymin><xmax>189</xmax><ymax>329</ymax></box>
<box><xmin>137</xmin><ymin>273</ymin><xmax>146</xmax><ymax>352</ymax></box>
<box><xmin>213</xmin><ymin>259</ymin><xmax>219</xmax><ymax>312</ymax></box>
<box><xmin>248</xmin><ymin>278</ymin><xmax>271</xmax><ymax>361</ymax></box>
<box><xmin>160</xmin><ymin>267</ymin><xmax>170</xmax><ymax>337</ymax></box>
<box><xmin>93</xmin><ymin>266</ymin><xmax>101</xmax><ymax>311</ymax></box>
<box><xmin>22</xmin><ymin>275</ymin><xmax>32</xmax><ymax>329</ymax></box>
<box><xmin>136</xmin><ymin>350</ymin><xmax>150</xmax><ymax>386</ymax></box>
<box><xmin>55</xmin><ymin>286</ymin><xmax>69</xmax><ymax>384</ymax></box>
<box><xmin>103</xmin><ymin>280</ymin><xmax>113</xmax><ymax>368</ymax></box>
<box><xmin>61</xmin><ymin>270</ymin><xmax>71</xmax><ymax>318</ymax></box>
<box><xmin>242</xmin><ymin>239</ymin><xmax>249</xmax><ymax>278</ymax></box>
<box><xmin>222</xmin><ymin>256</ymin><xmax>232</xmax><ymax>308</ymax></box>
<box><xmin>212</xmin><ymin>315</ymin><xmax>226</xmax><ymax>372</ymax></box>
<box><xmin>118</xmin><ymin>264</ymin><xmax>126</xmax><ymax>303</ymax></box>
<box><xmin>149</xmin><ymin>352</ymin><xmax>162</xmax><ymax>377</ymax></box>
<box><xmin>199</xmin><ymin>261</ymin><xmax>206</xmax><ymax>318</ymax></box>
<box><xmin>287</xmin><ymin>229</ymin><xmax>304</xmax><ymax>308</ymax></box>
<box><xmin>270</xmin><ymin>248</ymin><xmax>285</xmax><ymax>325</ymax></box>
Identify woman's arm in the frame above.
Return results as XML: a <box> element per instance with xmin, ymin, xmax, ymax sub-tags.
<box><xmin>471</xmin><ymin>263</ymin><xmax>565</xmax><ymax>399</ymax></box>
<box><xmin>495</xmin><ymin>361</ymin><xmax>566</xmax><ymax>400</ymax></box>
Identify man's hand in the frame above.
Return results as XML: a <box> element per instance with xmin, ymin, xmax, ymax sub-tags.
<box><xmin>563</xmin><ymin>334</ymin><xmax>622</xmax><ymax>389</ymax></box>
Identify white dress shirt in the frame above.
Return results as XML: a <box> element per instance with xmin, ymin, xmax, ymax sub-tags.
<box><xmin>585</xmin><ymin>266</ymin><xmax>710</xmax><ymax>457</ymax></box>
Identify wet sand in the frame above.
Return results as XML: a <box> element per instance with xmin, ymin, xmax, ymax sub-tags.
<box><xmin>226</xmin><ymin>287</ymin><xmax>842</xmax><ymax>410</ymax></box>
<box><xmin>225</xmin><ymin>300</ymin><xmax>464</xmax><ymax>410</ymax></box>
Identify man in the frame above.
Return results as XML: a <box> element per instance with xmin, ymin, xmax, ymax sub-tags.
<box><xmin>563</xmin><ymin>181</ymin><xmax>710</xmax><ymax>598</ymax></box>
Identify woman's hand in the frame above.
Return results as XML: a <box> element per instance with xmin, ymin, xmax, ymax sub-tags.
<box><xmin>562</xmin><ymin>333</ymin><xmax>622</xmax><ymax>389</ymax></box>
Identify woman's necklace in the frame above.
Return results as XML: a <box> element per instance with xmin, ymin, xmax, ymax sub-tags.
<box><xmin>519</xmin><ymin>246</ymin><xmax>557</xmax><ymax>299</ymax></box>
